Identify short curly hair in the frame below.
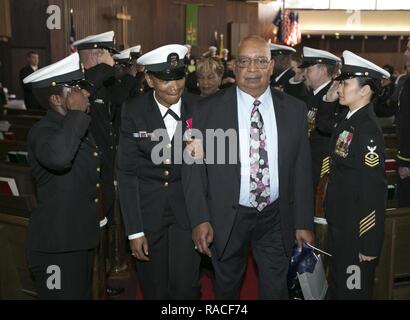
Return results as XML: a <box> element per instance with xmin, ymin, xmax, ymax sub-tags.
<box><xmin>196</xmin><ymin>57</ymin><xmax>225</xmax><ymax>78</ymax></box>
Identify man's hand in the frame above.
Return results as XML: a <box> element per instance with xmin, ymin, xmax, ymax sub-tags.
<box><xmin>324</xmin><ymin>81</ymin><xmax>340</xmax><ymax>102</ymax></box>
<box><xmin>296</xmin><ymin>229</ymin><xmax>315</xmax><ymax>252</ymax></box>
<box><xmin>186</xmin><ymin>138</ymin><xmax>204</xmax><ymax>160</ymax></box>
<box><xmin>97</xmin><ymin>49</ymin><xmax>115</xmax><ymax>67</ymax></box>
<box><xmin>398</xmin><ymin>166</ymin><xmax>410</xmax><ymax>179</ymax></box>
<box><xmin>359</xmin><ymin>253</ymin><xmax>377</xmax><ymax>262</ymax></box>
<box><xmin>66</xmin><ymin>88</ymin><xmax>90</xmax><ymax>112</ymax></box>
<box><xmin>192</xmin><ymin>222</ymin><xmax>213</xmax><ymax>257</ymax></box>
<box><xmin>129</xmin><ymin>237</ymin><xmax>149</xmax><ymax>261</ymax></box>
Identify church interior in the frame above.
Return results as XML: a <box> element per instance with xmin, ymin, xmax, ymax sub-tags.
<box><xmin>0</xmin><ymin>0</ymin><xmax>409</xmax><ymax>301</ymax></box>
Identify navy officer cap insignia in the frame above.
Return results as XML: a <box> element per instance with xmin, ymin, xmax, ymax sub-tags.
<box><xmin>336</xmin><ymin>50</ymin><xmax>391</xmax><ymax>81</ymax></box>
<box><xmin>23</xmin><ymin>53</ymin><xmax>86</xmax><ymax>89</ymax></box>
<box><xmin>137</xmin><ymin>44</ymin><xmax>188</xmax><ymax>81</ymax></box>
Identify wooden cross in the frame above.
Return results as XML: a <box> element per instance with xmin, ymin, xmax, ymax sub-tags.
<box><xmin>116</xmin><ymin>6</ymin><xmax>132</xmax><ymax>49</ymax></box>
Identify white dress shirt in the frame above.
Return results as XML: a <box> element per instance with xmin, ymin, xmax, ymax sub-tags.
<box><xmin>128</xmin><ymin>92</ymin><xmax>182</xmax><ymax>240</ymax></box>
<box><xmin>237</xmin><ymin>87</ymin><xmax>279</xmax><ymax>207</ymax></box>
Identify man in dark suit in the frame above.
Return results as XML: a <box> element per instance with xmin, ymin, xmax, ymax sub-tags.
<box><xmin>298</xmin><ymin>47</ymin><xmax>342</xmax><ymax>193</ymax></box>
<box><xmin>183</xmin><ymin>36</ymin><xmax>314</xmax><ymax>300</ymax></box>
<box><xmin>117</xmin><ymin>44</ymin><xmax>201</xmax><ymax>299</ymax></box>
<box><xmin>24</xmin><ymin>53</ymin><xmax>100</xmax><ymax>299</ymax></box>
<box><xmin>269</xmin><ymin>43</ymin><xmax>308</xmax><ymax>101</ymax></box>
<box><xmin>19</xmin><ymin>51</ymin><xmax>42</xmax><ymax>110</ymax></box>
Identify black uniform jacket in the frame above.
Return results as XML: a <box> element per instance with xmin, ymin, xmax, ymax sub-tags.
<box><xmin>117</xmin><ymin>91</ymin><xmax>197</xmax><ymax>236</ymax></box>
<box><xmin>325</xmin><ymin>105</ymin><xmax>386</xmax><ymax>257</ymax></box>
<box><xmin>27</xmin><ymin>110</ymin><xmax>101</xmax><ymax>252</ymax></box>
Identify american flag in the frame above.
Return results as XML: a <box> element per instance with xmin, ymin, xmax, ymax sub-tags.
<box><xmin>273</xmin><ymin>8</ymin><xmax>283</xmax><ymax>43</ymax></box>
<box><xmin>282</xmin><ymin>10</ymin><xmax>292</xmax><ymax>46</ymax></box>
<box><xmin>283</xmin><ymin>11</ymin><xmax>301</xmax><ymax>47</ymax></box>
<box><xmin>69</xmin><ymin>9</ymin><xmax>77</xmax><ymax>53</ymax></box>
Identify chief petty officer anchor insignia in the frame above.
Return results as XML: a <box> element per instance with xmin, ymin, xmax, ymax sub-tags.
<box><xmin>364</xmin><ymin>145</ymin><xmax>380</xmax><ymax>167</ymax></box>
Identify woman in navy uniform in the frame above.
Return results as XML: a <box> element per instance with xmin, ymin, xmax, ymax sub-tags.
<box><xmin>117</xmin><ymin>44</ymin><xmax>200</xmax><ymax>299</ymax></box>
<box><xmin>325</xmin><ymin>51</ymin><xmax>389</xmax><ymax>299</ymax></box>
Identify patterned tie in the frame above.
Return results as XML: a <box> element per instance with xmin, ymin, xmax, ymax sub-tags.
<box><xmin>249</xmin><ymin>100</ymin><xmax>271</xmax><ymax>212</ymax></box>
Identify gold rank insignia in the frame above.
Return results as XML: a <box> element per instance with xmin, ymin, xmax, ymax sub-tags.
<box><xmin>360</xmin><ymin>210</ymin><xmax>375</xmax><ymax>237</ymax></box>
<box><xmin>320</xmin><ymin>156</ymin><xmax>330</xmax><ymax>177</ymax></box>
<box><xmin>364</xmin><ymin>146</ymin><xmax>379</xmax><ymax>167</ymax></box>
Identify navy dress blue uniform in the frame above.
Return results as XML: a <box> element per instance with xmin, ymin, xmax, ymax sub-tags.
<box><xmin>74</xmin><ymin>31</ymin><xmax>126</xmax><ymax>224</ymax></box>
<box><xmin>117</xmin><ymin>44</ymin><xmax>201</xmax><ymax>300</ymax></box>
<box><xmin>325</xmin><ymin>51</ymin><xmax>388</xmax><ymax>299</ymax></box>
<box><xmin>269</xmin><ymin>44</ymin><xmax>308</xmax><ymax>101</ymax></box>
<box><xmin>23</xmin><ymin>53</ymin><xmax>101</xmax><ymax>299</ymax></box>
<box><xmin>298</xmin><ymin>47</ymin><xmax>342</xmax><ymax>193</ymax></box>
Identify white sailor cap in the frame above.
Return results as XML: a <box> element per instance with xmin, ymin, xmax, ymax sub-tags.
<box><xmin>23</xmin><ymin>53</ymin><xmax>85</xmax><ymax>89</ymax></box>
<box><xmin>299</xmin><ymin>46</ymin><xmax>341</xmax><ymax>68</ymax></box>
<box><xmin>269</xmin><ymin>43</ymin><xmax>296</xmax><ymax>56</ymax></box>
<box><xmin>137</xmin><ymin>44</ymin><xmax>187</xmax><ymax>81</ymax></box>
<box><xmin>336</xmin><ymin>50</ymin><xmax>391</xmax><ymax>80</ymax></box>
<box><xmin>73</xmin><ymin>31</ymin><xmax>119</xmax><ymax>54</ymax></box>
<box><xmin>113</xmin><ymin>45</ymin><xmax>142</xmax><ymax>64</ymax></box>
<box><xmin>222</xmin><ymin>48</ymin><xmax>229</xmax><ymax>53</ymax></box>
<box><xmin>208</xmin><ymin>46</ymin><xmax>217</xmax><ymax>51</ymax></box>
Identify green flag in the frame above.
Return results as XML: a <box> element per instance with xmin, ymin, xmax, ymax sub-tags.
<box><xmin>185</xmin><ymin>4</ymin><xmax>198</xmax><ymax>46</ymax></box>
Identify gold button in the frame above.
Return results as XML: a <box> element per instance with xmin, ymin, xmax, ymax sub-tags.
<box><xmin>97</xmin><ymin>167</ymin><xmax>101</xmax><ymax>172</ymax></box>
<box><xmin>94</xmin><ymin>198</ymin><xmax>99</xmax><ymax>203</ymax></box>
<box><xmin>96</xmin><ymin>183</ymin><xmax>100</xmax><ymax>188</ymax></box>
<box><xmin>93</xmin><ymin>152</ymin><xmax>98</xmax><ymax>157</ymax></box>
<box><xmin>110</xmin><ymin>146</ymin><xmax>113</xmax><ymax>150</ymax></box>
<box><xmin>164</xmin><ymin>171</ymin><xmax>170</xmax><ymax>176</ymax></box>
<box><xmin>165</xmin><ymin>159</ymin><xmax>171</xmax><ymax>164</ymax></box>
<box><xmin>110</xmin><ymin>132</ymin><xmax>113</xmax><ymax>136</ymax></box>
<box><xmin>164</xmin><ymin>182</ymin><xmax>169</xmax><ymax>187</ymax></box>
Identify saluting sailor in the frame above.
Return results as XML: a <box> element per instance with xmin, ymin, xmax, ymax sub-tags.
<box><xmin>325</xmin><ymin>50</ymin><xmax>388</xmax><ymax>299</ymax></box>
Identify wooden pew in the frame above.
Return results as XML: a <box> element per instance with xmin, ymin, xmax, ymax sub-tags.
<box><xmin>2</xmin><ymin>108</ymin><xmax>46</xmax><ymax>117</ymax></box>
<box><xmin>0</xmin><ymin>198</ymin><xmax>37</xmax><ymax>299</ymax></box>
<box><xmin>0</xmin><ymin>115</ymin><xmax>42</xmax><ymax>127</ymax></box>
<box><xmin>0</xmin><ymin>140</ymin><xmax>27</xmax><ymax>162</ymax></box>
<box><xmin>0</xmin><ymin>162</ymin><xmax>35</xmax><ymax>196</ymax></box>
<box><xmin>374</xmin><ymin>207</ymin><xmax>410</xmax><ymax>299</ymax></box>
<box><xmin>7</xmin><ymin>125</ymin><xmax>32</xmax><ymax>141</ymax></box>
<box><xmin>384</xmin><ymin>133</ymin><xmax>397</xmax><ymax>149</ymax></box>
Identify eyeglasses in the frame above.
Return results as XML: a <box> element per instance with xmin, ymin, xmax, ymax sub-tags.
<box><xmin>236</xmin><ymin>56</ymin><xmax>271</xmax><ymax>69</ymax></box>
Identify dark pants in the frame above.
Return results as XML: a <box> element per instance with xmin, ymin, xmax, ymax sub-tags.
<box><xmin>27</xmin><ymin>249</ymin><xmax>94</xmax><ymax>300</ymax></box>
<box><xmin>136</xmin><ymin>208</ymin><xmax>201</xmax><ymax>300</ymax></box>
<box><xmin>328</xmin><ymin>225</ymin><xmax>376</xmax><ymax>300</ymax></box>
<box><xmin>211</xmin><ymin>200</ymin><xmax>289</xmax><ymax>300</ymax></box>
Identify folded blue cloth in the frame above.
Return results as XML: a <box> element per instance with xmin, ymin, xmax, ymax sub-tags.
<box><xmin>287</xmin><ymin>241</ymin><xmax>318</xmax><ymax>290</ymax></box>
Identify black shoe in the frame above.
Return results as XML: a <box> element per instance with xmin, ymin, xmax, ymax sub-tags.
<box><xmin>106</xmin><ymin>286</ymin><xmax>125</xmax><ymax>297</ymax></box>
